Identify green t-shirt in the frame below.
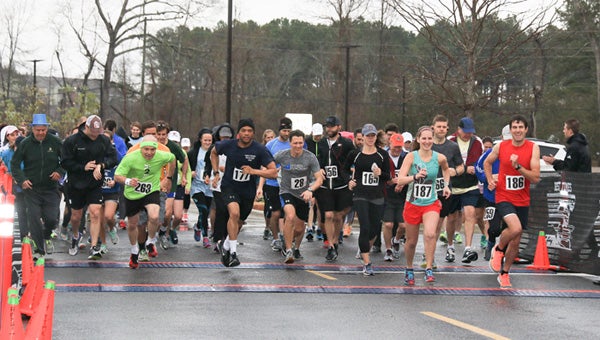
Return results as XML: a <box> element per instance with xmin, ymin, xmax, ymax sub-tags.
<box><xmin>115</xmin><ymin>149</ymin><xmax>175</xmax><ymax>200</ymax></box>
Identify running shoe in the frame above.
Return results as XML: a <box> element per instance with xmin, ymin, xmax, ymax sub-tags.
<box><xmin>108</xmin><ymin>228</ymin><xmax>119</xmax><ymax>245</ymax></box>
<box><xmin>480</xmin><ymin>235</ymin><xmax>488</xmax><ymax>249</ymax></box>
<box><xmin>118</xmin><ymin>220</ymin><xmax>127</xmax><ymax>230</ymax></box>
<box><xmin>193</xmin><ymin>225</ymin><xmax>202</xmax><ymax>242</ymax></box>
<box><xmin>100</xmin><ymin>244</ymin><xmax>108</xmax><ymax>255</ymax></box>
<box><xmin>69</xmin><ymin>234</ymin><xmax>82</xmax><ymax>256</ymax></box>
<box><xmin>370</xmin><ymin>245</ymin><xmax>381</xmax><ymax>253</ymax></box>
<box><xmin>316</xmin><ymin>229</ymin><xmax>324</xmax><ymax>241</ymax></box>
<box><xmin>293</xmin><ymin>248</ymin><xmax>303</xmax><ymax>260</ymax></box>
<box><xmin>489</xmin><ymin>244</ymin><xmax>504</xmax><ymax>273</ymax></box>
<box><xmin>454</xmin><ymin>233</ymin><xmax>463</xmax><ymax>244</ymax></box>
<box><xmin>439</xmin><ymin>231</ymin><xmax>448</xmax><ymax>243</ymax></box>
<box><xmin>497</xmin><ymin>272</ymin><xmax>512</xmax><ymax>289</ymax></box>
<box><xmin>305</xmin><ymin>228</ymin><xmax>314</xmax><ymax>242</ymax></box>
<box><xmin>146</xmin><ymin>243</ymin><xmax>158</xmax><ymax>258</ymax></box>
<box><xmin>484</xmin><ymin>241</ymin><xmax>494</xmax><ymax>261</ymax></box>
<box><xmin>271</xmin><ymin>239</ymin><xmax>283</xmax><ymax>252</ymax></box>
<box><xmin>138</xmin><ymin>249</ymin><xmax>149</xmax><ymax>262</ymax></box>
<box><xmin>392</xmin><ymin>238</ymin><xmax>401</xmax><ymax>253</ymax></box>
<box><xmin>45</xmin><ymin>239</ymin><xmax>54</xmax><ymax>255</ymax></box>
<box><xmin>462</xmin><ymin>249</ymin><xmax>478</xmax><ymax>263</ymax></box>
<box><xmin>228</xmin><ymin>252</ymin><xmax>240</xmax><ymax>267</ymax></box>
<box><xmin>325</xmin><ymin>247</ymin><xmax>337</xmax><ymax>261</ymax></box>
<box><xmin>384</xmin><ymin>249</ymin><xmax>393</xmax><ymax>262</ymax></box>
<box><xmin>363</xmin><ymin>262</ymin><xmax>374</xmax><ymax>276</ymax></box>
<box><xmin>323</xmin><ymin>240</ymin><xmax>330</xmax><ymax>249</ymax></box>
<box><xmin>338</xmin><ymin>230</ymin><xmax>344</xmax><ymax>244</ymax></box>
<box><xmin>217</xmin><ymin>240</ymin><xmax>230</xmax><ymax>267</ymax></box>
<box><xmin>50</xmin><ymin>231</ymin><xmax>58</xmax><ymax>239</ymax></box>
<box><xmin>284</xmin><ymin>249</ymin><xmax>294</xmax><ymax>264</ymax></box>
<box><xmin>159</xmin><ymin>232</ymin><xmax>169</xmax><ymax>250</ymax></box>
<box><xmin>419</xmin><ymin>255</ymin><xmax>438</xmax><ymax>269</ymax></box>
<box><xmin>182</xmin><ymin>213</ymin><xmax>188</xmax><ymax>223</ymax></box>
<box><xmin>424</xmin><ymin>268</ymin><xmax>435</xmax><ymax>283</ymax></box>
<box><xmin>343</xmin><ymin>224</ymin><xmax>352</xmax><ymax>237</ymax></box>
<box><xmin>88</xmin><ymin>245</ymin><xmax>102</xmax><ymax>260</ymax></box>
<box><xmin>59</xmin><ymin>226</ymin><xmax>69</xmax><ymax>241</ymax></box>
<box><xmin>263</xmin><ymin>228</ymin><xmax>271</xmax><ymax>240</ymax></box>
<box><xmin>445</xmin><ymin>247</ymin><xmax>455</xmax><ymax>262</ymax></box>
<box><xmin>202</xmin><ymin>236</ymin><xmax>211</xmax><ymax>248</ymax></box>
<box><xmin>169</xmin><ymin>229</ymin><xmax>179</xmax><ymax>245</ymax></box>
<box><xmin>129</xmin><ymin>253</ymin><xmax>139</xmax><ymax>269</ymax></box>
<box><xmin>355</xmin><ymin>248</ymin><xmax>361</xmax><ymax>259</ymax></box>
<box><xmin>78</xmin><ymin>234</ymin><xmax>87</xmax><ymax>249</ymax></box>
<box><xmin>404</xmin><ymin>270</ymin><xmax>415</xmax><ymax>286</ymax></box>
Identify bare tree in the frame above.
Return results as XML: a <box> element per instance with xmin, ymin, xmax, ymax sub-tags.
<box><xmin>385</xmin><ymin>0</ymin><xmax>553</xmax><ymax>119</ymax></box>
<box><xmin>67</xmin><ymin>0</ymin><xmax>211</xmax><ymax>118</ymax></box>
<box><xmin>0</xmin><ymin>1</ymin><xmax>30</xmax><ymax>101</ymax></box>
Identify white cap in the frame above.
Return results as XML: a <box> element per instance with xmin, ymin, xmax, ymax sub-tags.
<box><xmin>168</xmin><ymin>130</ymin><xmax>181</xmax><ymax>142</ymax></box>
<box><xmin>311</xmin><ymin>123</ymin><xmax>323</xmax><ymax>135</ymax></box>
<box><xmin>401</xmin><ymin>132</ymin><xmax>413</xmax><ymax>143</ymax></box>
<box><xmin>501</xmin><ymin>125</ymin><xmax>511</xmax><ymax>140</ymax></box>
<box><xmin>181</xmin><ymin>137</ymin><xmax>191</xmax><ymax>147</ymax></box>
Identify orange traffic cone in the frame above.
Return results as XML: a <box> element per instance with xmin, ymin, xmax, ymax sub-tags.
<box><xmin>24</xmin><ymin>281</ymin><xmax>55</xmax><ymax>340</ymax></box>
<box><xmin>21</xmin><ymin>238</ymin><xmax>34</xmax><ymax>287</ymax></box>
<box><xmin>20</xmin><ymin>258</ymin><xmax>44</xmax><ymax>317</ymax></box>
<box><xmin>527</xmin><ymin>231</ymin><xmax>561</xmax><ymax>271</ymax></box>
<box><xmin>0</xmin><ymin>289</ymin><xmax>24</xmax><ymax>339</ymax></box>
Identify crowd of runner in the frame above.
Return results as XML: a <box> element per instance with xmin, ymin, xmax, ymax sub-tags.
<box><xmin>1</xmin><ymin>112</ymin><xmax>543</xmax><ymax>289</ymax></box>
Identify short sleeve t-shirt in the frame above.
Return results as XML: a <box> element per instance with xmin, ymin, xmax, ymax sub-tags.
<box><xmin>274</xmin><ymin>149</ymin><xmax>320</xmax><ymax>199</ymax></box>
<box><xmin>115</xmin><ymin>149</ymin><xmax>175</xmax><ymax>200</ymax></box>
<box><xmin>406</xmin><ymin>151</ymin><xmax>440</xmax><ymax>206</ymax></box>
<box><xmin>265</xmin><ymin>138</ymin><xmax>290</xmax><ymax>187</ymax></box>
<box><xmin>215</xmin><ymin>139</ymin><xmax>274</xmax><ymax>197</ymax></box>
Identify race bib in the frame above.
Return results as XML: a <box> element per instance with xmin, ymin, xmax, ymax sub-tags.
<box><xmin>325</xmin><ymin>166</ymin><xmax>338</xmax><ymax>178</ymax></box>
<box><xmin>361</xmin><ymin>172</ymin><xmax>379</xmax><ymax>186</ymax></box>
<box><xmin>233</xmin><ymin>168</ymin><xmax>251</xmax><ymax>182</ymax></box>
<box><xmin>483</xmin><ymin>207</ymin><xmax>495</xmax><ymax>221</ymax></box>
<box><xmin>505</xmin><ymin>175</ymin><xmax>525</xmax><ymax>190</ymax></box>
<box><xmin>291</xmin><ymin>176</ymin><xmax>307</xmax><ymax>189</ymax></box>
<box><xmin>435</xmin><ymin>178</ymin><xmax>445</xmax><ymax>192</ymax></box>
<box><xmin>102</xmin><ymin>177</ymin><xmax>113</xmax><ymax>189</ymax></box>
<box><xmin>413</xmin><ymin>183</ymin><xmax>433</xmax><ymax>199</ymax></box>
<box><xmin>134</xmin><ymin>182</ymin><xmax>152</xmax><ymax>194</ymax></box>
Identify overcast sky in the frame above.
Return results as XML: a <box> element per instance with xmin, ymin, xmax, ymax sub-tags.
<box><xmin>3</xmin><ymin>0</ymin><xmax>562</xmax><ymax>80</ymax></box>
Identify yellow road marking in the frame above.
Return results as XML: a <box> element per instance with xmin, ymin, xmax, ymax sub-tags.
<box><xmin>421</xmin><ymin>311</ymin><xmax>510</xmax><ymax>340</ymax></box>
<box><xmin>306</xmin><ymin>270</ymin><xmax>337</xmax><ymax>281</ymax></box>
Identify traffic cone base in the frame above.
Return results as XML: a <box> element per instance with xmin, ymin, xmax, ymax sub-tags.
<box><xmin>21</xmin><ymin>237</ymin><xmax>34</xmax><ymax>287</ymax></box>
<box><xmin>20</xmin><ymin>258</ymin><xmax>45</xmax><ymax>317</ymax></box>
<box><xmin>24</xmin><ymin>281</ymin><xmax>55</xmax><ymax>340</ymax></box>
<box><xmin>0</xmin><ymin>293</ymin><xmax>25</xmax><ymax>339</ymax></box>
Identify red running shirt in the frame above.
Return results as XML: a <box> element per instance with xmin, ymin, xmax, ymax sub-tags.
<box><xmin>496</xmin><ymin>139</ymin><xmax>534</xmax><ymax>207</ymax></box>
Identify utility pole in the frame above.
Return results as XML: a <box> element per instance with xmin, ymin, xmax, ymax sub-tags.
<box><xmin>226</xmin><ymin>0</ymin><xmax>233</xmax><ymax>124</ymax></box>
<box><xmin>29</xmin><ymin>59</ymin><xmax>43</xmax><ymax>102</ymax></box>
<box><xmin>339</xmin><ymin>45</ymin><xmax>359</xmax><ymax>130</ymax></box>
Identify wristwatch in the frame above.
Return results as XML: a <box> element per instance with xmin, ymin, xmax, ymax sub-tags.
<box><xmin>515</xmin><ymin>164</ymin><xmax>521</xmax><ymax>171</ymax></box>
<box><xmin>307</xmin><ymin>187</ymin><xmax>313</xmax><ymax>192</ymax></box>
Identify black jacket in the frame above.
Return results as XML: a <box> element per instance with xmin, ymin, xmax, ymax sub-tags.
<box><xmin>61</xmin><ymin>130</ymin><xmax>118</xmax><ymax>190</ymax></box>
<box><xmin>553</xmin><ymin>132</ymin><xmax>591</xmax><ymax>173</ymax></box>
<box><xmin>316</xmin><ymin>134</ymin><xmax>355</xmax><ymax>189</ymax></box>
<box><xmin>11</xmin><ymin>133</ymin><xmax>64</xmax><ymax>190</ymax></box>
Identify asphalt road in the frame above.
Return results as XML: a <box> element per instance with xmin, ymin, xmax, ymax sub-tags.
<box><xmin>40</xmin><ymin>206</ymin><xmax>600</xmax><ymax>339</ymax></box>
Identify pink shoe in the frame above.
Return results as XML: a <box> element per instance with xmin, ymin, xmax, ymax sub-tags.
<box><xmin>203</xmin><ymin>237</ymin><xmax>211</xmax><ymax>248</ymax></box>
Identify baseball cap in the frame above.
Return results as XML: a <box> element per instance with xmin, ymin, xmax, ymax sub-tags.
<box><xmin>401</xmin><ymin>132</ymin><xmax>413</xmax><ymax>143</ymax></box>
<box><xmin>459</xmin><ymin>117</ymin><xmax>476</xmax><ymax>133</ymax></box>
<box><xmin>501</xmin><ymin>125</ymin><xmax>511</xmax><ymax>140</ymax></box>
<box><xmin>311</xmin><ymin>123</ymin><xmax>323</xmax><ymax>135</ymax></box>
<box><xmin>85</xmin><ymin>115</ymin><xmax>103</xmax><ymax>134</ymax></box>
<box><xmin>181</xmin><ymin>137</ymin><xmax>191</xmax><ymax>147</ymax></box>
<box><xmin>324</xmin><ymin>116</ymin><xmax>341</xmax><ymax>127</ymax></box>
<box><xmin>389</xmin><ymin>133</ymin><xmax>404</xmax><ymax>147</ymax></box>
<box><xmin>361</xmin><ymin>123</ymin><xmax>377</xmax><ymax>136</ymax></box>
<box><xmin>168</xmin><ymin>130</ymin><xmax>181</xmax><ymax>142</ymax></box>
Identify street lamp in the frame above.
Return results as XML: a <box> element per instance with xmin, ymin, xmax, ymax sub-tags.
<box><xmin>226</xmin><ymin>0</ymin><xmax>233</xmax><ymax>124</ymax></box>
<box><xmin>339</xmin><ymin>45</ymin><xmax>360</xmax><ymax>130</ymax></box>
